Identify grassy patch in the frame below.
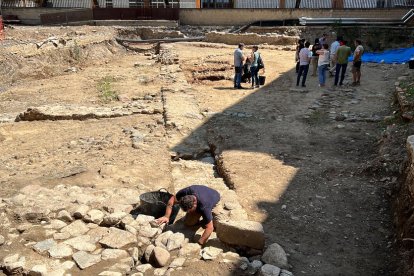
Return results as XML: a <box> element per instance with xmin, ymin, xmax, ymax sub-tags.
<box><xmin>380</xmin><ymin>113</ymin><xmax>406</xmax><ymax>128</ymax></box>
<box><xmin>98</xmin><ymin>76</ymin><xmax>118</xmax><ymax>102</ymax></box>
<box><xmin>71</xmin><ymin>40</ymin><xmax>81</xmax><ymax>61</ymax></box>
<box><xmin>401</xmin><ymin>81</ymin><xmax>414</xmax><ymax>98</ymax></box>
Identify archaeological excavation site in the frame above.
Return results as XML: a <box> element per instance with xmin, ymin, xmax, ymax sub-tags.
<box><xmin>1</xmin><ymin>1</ymin><xmax>414</xmax><ymax>276</ymax></box>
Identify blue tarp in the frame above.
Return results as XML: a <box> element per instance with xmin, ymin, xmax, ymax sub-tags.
<box><xmin>350</xmin><ymin>47</ymin><xmax>414</xmax><ymax>64</ymax></box>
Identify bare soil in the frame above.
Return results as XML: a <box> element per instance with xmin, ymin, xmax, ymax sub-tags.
<box><xmin>0</xmin><ymin>26</ymin><xmax>407</xmax><ymax>275</ymax></box>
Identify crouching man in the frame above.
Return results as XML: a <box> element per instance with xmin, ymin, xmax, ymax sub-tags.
<box><xmin>156</xmin><ymin>185</ymin><xmax>220</xmax><ymax>246</ymax></box>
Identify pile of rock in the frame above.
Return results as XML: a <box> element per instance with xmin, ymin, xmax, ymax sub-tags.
<box><xmin>395</xmin><ymin>74</ymin><xmax>414</xmax><ymax>120</ymax></box>
<box><xmin>0</xmin><ymin>183</ymin><xmax>293</xmax><ymax>276</ymax></box>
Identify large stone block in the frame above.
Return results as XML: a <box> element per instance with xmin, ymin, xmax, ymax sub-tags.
<box><xmin>99</xmin><ymin>227</ymin><xmax>137</xmax><ymax>249</ymax></box>
<box><xmin>215</xmin><ymin>219</ymin><xmax>265</xmax><ymax>250</ymax></box>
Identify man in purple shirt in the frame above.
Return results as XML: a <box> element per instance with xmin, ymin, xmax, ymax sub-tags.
<box><xmin>156</xmin><ymin>185</ymin><xmax>220</xmax><ymax>246</ymax></box>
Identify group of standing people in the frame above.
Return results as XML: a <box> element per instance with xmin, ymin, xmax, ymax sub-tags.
<box><xmin>234</xmin><ymin>43</ymin><xmax>265</xmax><ymax>89</ymax></box>
<box><xmin>296</xmin><ymin>34</ymin><xmax>364</xmax><ymax>88</ymax></box>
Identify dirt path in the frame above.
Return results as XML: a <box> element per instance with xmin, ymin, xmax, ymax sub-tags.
<box><xmin>173</xmin><ymin>42</ymin><xmax>404</xmax><ymax>275</ymax></box>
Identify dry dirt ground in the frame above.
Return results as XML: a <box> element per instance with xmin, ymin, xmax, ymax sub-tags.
<box><xmin>0</xmin><ymin>26</ymin><xmax>407</xmax><ymax>275</ymax></box>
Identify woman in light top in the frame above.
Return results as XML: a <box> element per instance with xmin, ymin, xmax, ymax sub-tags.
<box><xmin>250</xmin><ymin>45</ymin><xmax>260</xmax><ymax>89</ymax></box>
<box><xmin>316</xmin><ymin>44</ymin><xmax>330</xmax><ymax>87</ymax></box>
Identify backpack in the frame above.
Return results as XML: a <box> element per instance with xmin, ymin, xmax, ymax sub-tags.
<box><xmin>258</xmin><ymin>54</ymin><xmax>265</xmax><ymax>69</ymax></box>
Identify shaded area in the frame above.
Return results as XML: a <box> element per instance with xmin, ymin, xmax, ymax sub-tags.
<box><xmin>172</xmin><ymin>53</ymin><xmax>398</xmax><ymax>275</ymax></box>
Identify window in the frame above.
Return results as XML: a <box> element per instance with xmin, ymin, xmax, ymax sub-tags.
<box><xmin>150</xmin><ymin>0</ymin><xmax>180</xmax><ymax>8</ymax></box>
<box><xmin>202</xmin><ymin>0</ymin><xmax>233</xmax><ymax>8</ymax></box>
<box><xmin>129</xmin><ymin>0</ymin><xmax>145</xmax><ymax>7</ymax></box>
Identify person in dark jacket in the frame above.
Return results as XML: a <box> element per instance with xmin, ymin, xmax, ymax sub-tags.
<box><xmin>156</xmin><ymin>185</ymin><xmax>220</xmax><ymax>246</ymax></box>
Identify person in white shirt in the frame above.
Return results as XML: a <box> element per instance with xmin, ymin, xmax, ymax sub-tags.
<box><xmin>329</xmin><ymin>36</ymin><xmax>342</xmax><ymax>76</ymax></box>
<box><xmin>296</xmin><ymin>41</ymin><xmax>311</xmax><ymax>87</ymax></box>
<box><xmin>316</xmin><ymin>44</ymin><xmax>330</xmax><ymax>87</ymax></box>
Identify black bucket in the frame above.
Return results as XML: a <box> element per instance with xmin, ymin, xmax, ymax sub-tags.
<box><xmin>409</xmin><ymin>59</ymin><xmax>414</xmax><ymax>69</ymax></box>
<box><xmin>259</xmin><ymin>75</ymin><xmax>266</xmax><ymax>85</ymax></box>
<box><xmin>139</xmin><ymin>189</ymin><xmax>179</xmax><ymax>224</ymax></box>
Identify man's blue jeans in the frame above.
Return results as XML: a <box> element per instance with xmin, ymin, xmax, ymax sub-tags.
<box><xmin>234</xmin><ymin>66</ymin><xmax>242</xmax><ymax>88</ymax></box>
<box><xmin>318</xmin><ymin>64</ymin><xmax>328</xmax><ymax>85</ymax></box>
<box><xmin>335</xmin><ymin>63</ymin><xmax>348</xmax><ymax>86</ymax></box>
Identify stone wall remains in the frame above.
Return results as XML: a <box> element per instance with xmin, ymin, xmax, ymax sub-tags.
<box><xmin>204</xmin><ymin>31</ymin><xmax>298</xmax><ymax>46</ymax></box>
<box><xmin>247</xmin><ymin>26</ymin><xmax>414</xmax><ymax>51</ymax></box>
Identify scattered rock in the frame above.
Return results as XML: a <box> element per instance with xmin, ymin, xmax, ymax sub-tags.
<box><xmin>179</xmin><ymin>242</ymin><xmax>201</xmax><ymax>257</ymax></box>
<box><xmin>61</xmin><ymin>260</ymin><xmax>75</xmax><ymax>270</ymax></box>
<box><xmin>57</xmin><ymin>210</ymin><xmax>73</xmax><ymax>222</ymax></box>
<box><xmin>102</xmin><ymin>249</ymin><xmax>129</xmax><ymax>260</ymax></box>
<box><xmin>221</xmin><ymin>251</ymin><xmax>242</xmax><ymax>264</ymax></box>
<box><xmin>30</xmin><ymin>264</ymin><xmax>48</xmax><ymax>275</ymax></box>
<box><xmin>280</xmin><ymin>269</ymin><xmax>294</xmax><ymax>276</ymax></box>
<box><xmin>48</xmin><ymin>243</ymin><xmax>73</xmax><ymax>258</ymax></box>
<box><xmin>136</xmin><ymin>263</ymin><xmax>153</xmax><ymax>273</ymax></box>
<box><xmin>129</xmin><ymin>247</ymin><xmax>140</xmax><ymax>264</ymax></box>
<box><xmin>166</xmin><ymin>232</ymin><xmax>185</xmax><ymax>251</ymax></box>
<box><xmin>64</xmin><ymin>235</ymin><xmax>96</xmax><ymax>252</ymax></box>
<box><xmin>53</xmin><ymin>232</ymin><xmax>71</xmax><ymax>240</ymax></box>
<box><xmin>85</xmin><ymin>209</ymin><xmax>105</xmax><ymax>224</ymax></box>
<box><xmin>60</xmin><ymin>220</ymin><xmax>89</xmax><ymax>237</ymax></box>
<box><xmin>215</xmin><ymin>219</ymin><xmax>265</xmax><ymax>249</ymax></box>
<box><xmin>2</xmin><ymin>254</ymin><xmax>26</xmax><ymax>274</ymax></box>
<box><xmin>200</xmin><ymin>246</ymin><xmax>223</xmax><ymax>260</ymax></box>
<box><xmin>240</xmin><ymin>257</ymin><xmax>249</xmax><ymax>270</ymax></box>
<box><xmin>102</xmin><ymin>212</ymin><xmax>127</xmax><ymax>226</ymax></box>
<box><xmin>136</xmin><ymin>214</ymin><xmax>155</xmax><ymax>225</ymax></box>
<box><xmin>73</xmin><ymin>205</ymin><xmax>90</xmax><ymax>219</ymax></box>
<box><xmin>155</xmin><ymin>231</ymin><xmax>173</xmax><ymax>249</ymax></box>
<box><xmin>72</xmin><ymin>251</ymin><xmax>102</xmax><ymax>269</ymax></box>
<box><xmin>17</xmin><ymin>223</ymin><xmax>33</xmax><ymax>233</ymax></box>
<box><xmin>150</xmin><ymin>246</ymin><xmax>171</xmax><ymax>268</ymax></box>
<box><xmin>99</xmin><ymin>227</ymin><xmax>137</xmax><ymax>249</ymax></box>
<box><xmin>33</xmin><ymin>239</ymin><xmax>57</xmax><ymax>253</ymax></box>
<box><xmin>99</xmin><ymin>272</ymin><xmax>123</xmax><ymax>276</ymax></box>
<box><xmin>248</xmin><ymin>260</ymin><xmax>263</xmax><ymax>275</ymax></box>
<box><xmin>144</xmin><ymin>244</ymin><xmax>155</xmax><ymax>262</ymax></box>
<box><xmin>261</xmin><ymin>243</ymin><xmax>289</xmax><ymax>269</ymax></box>
<box><xmin>87</xmin><ymin>226</ymin><xmax>110</xmax><ymax>243</ymax></box>
<box><xmin>139</xmin><ymin>225</ymin><xmax>158</xmax><ymax>239</ymax></box>
<box><xmin>260</xmin><ymin>264</ymin><xmax>281</xmax><ymax>276</ymax></box>
<box><xmin>169</xmin><ymin>257</ymin><xmax>186</xmax><ymax>268</ymax></box>
<box><xmin>44</xmin><ymin>220</ymin><xmax>67</xmax><ymax>230</ymax></box>
<box><xmin>0</xmin><ymin>235</ymin><xmax>5</xmax><ymax>246</ymax></box>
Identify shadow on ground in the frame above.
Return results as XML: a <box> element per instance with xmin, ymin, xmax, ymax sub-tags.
<box><xmin>172</xmin><ymin>65</ymin><xmax>395</xmax><ymax>276</ymax></box>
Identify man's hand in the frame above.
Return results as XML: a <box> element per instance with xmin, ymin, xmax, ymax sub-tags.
<box><xmin>156</xmin><ymin>216</ymin><xmax>169</xmax><ymax>225</ymax></box>
<box><xmin>198</xmin><ymin>221</ymin><xmax>214</xmax><ymax>246</ymax></box>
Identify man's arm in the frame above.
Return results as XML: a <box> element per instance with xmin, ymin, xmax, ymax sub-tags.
<box><xmin>198</xmin><ymin>221</ymin><xmax>214</xmax><ymax>246</ymax></box>
<box><xmin>156</xmin><ymin>195</ymin><xmax>176</xmax><ymax>224</ymax></box>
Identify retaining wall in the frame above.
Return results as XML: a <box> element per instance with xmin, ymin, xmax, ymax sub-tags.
<box><xmin>179</xmin><ymin>8</ymin><xmax>409</xmax><ymax>26</ymax></box>
<box><xmin>247</xmin><ymin>26</ymin><xmax>414</xmax><ymax>51</ymax></box>
<box><xmin>205</xmin><ymin>31</ymin><xmax>298</xmax><ymax>46</ymax></box>
<box><xmin>2</xmin><ymin>8</ymin><xmax>86</xmax><ymax>25</ymax></box>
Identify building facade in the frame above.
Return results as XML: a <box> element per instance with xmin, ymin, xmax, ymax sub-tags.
<box><xmin>185</xmin><ymin>0</ymin><xmax>413</xmax><ymax>8</ymax></box>
<box><xmin>1</xmin><ymin>0</ymin><xmax>412</xmax><ymax>8</ymax></box>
